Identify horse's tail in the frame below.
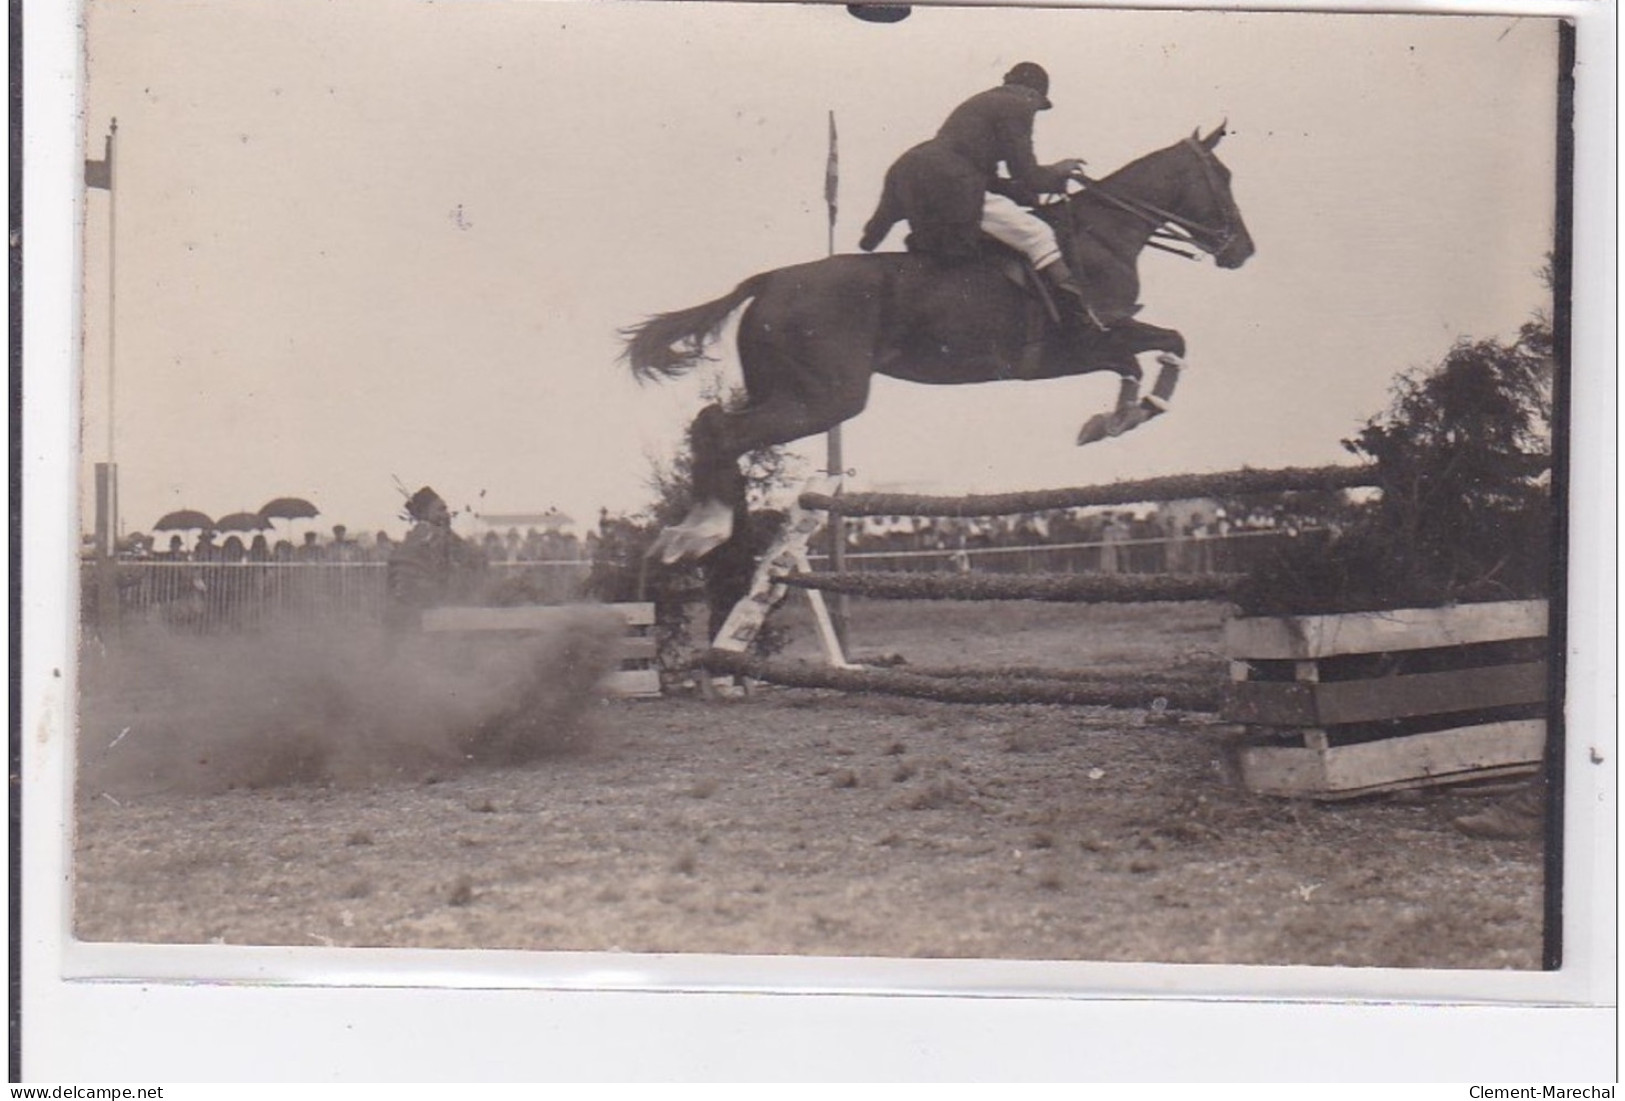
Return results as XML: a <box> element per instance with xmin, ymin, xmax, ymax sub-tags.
<box><xmin>619</xmin><ymin>272</ymin><xmax>773</xmax><ymax>384</ymax></box>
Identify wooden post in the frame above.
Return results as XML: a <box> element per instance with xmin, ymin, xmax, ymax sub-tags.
<box><xmin>826</xmin><ymin>428</ymin><xmax>849</xmax><ymax>652</ymax></box>
<box><xmin>823</xmin><ymin>108</ymin><xmax>850</xmax><ymax>654</ymax></box>
<box><xmin>93</xmin><ymin>462</ymin><xmax>120</xmax><ymax>631</ymax></box>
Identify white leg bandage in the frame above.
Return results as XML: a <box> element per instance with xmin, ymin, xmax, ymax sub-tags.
<box><xmin>980</xmin><ymin>193</ymin><xmax>1061</xmax><ymax>269</ymax></box>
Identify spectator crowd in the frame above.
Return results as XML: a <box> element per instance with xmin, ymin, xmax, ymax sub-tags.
<box><xmin>832</xmin><ymin>502</ymin><xmax>1319</xmax><ymax>575</ymax></box>
<box><xmin>107</xmin><ymin>523</ymin><xmax>597</xmax><ymax>567</ymax></box>
<box><xmin>86</xmin><ymin>493</ymin><xmax>1333</xmax><ymax>635</ymax></box>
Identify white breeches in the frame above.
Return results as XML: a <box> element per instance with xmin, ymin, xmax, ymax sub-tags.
<box><xmin>980</xmin><ymin>192</ymin><xmax>1062</xmax><ymax>269</ymax></box>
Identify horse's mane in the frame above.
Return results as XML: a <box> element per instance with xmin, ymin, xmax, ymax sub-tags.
<box><xmin>1097</xmin><ymin>135</ymin><xmax>1194</xmax><ymax>188</ymax></box>
<box><xmin>1029</xmin><ymin>134</ymin><xmax>1198</xmax><ymax>233</ymax></box>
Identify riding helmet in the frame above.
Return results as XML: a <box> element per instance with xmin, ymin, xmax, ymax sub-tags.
<box><xmin>1003</xmin><ymin>61</ymin><xmax>1052</xmax><ymax>110</ymax></box>
<box><xmin>406</xmin><ymin>486</ymin><xmax>447</xmax><ymax>522</ymax></box>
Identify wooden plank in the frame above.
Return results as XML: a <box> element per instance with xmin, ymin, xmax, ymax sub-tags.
<box><xmin>618</xmin><ymin>636</ymin><xmax>659</xmax><ymax>663</ymax></box>
<box><xmin>604</xmin><ymin>668</ymin><xmax>661</xmax><ymax>697</ymax></box>
<box><xmin>611</xmin><ymin>602</ymin><xmax>656</xmax><ymax>627</ymax></box>
<box><xmin>422</xmin><ymin>602</ymin><xmax>653</xmax><ymax>633</ymax></box>
<box><xmin>1310</xmin><ymin>763</ymin><xmax>1541</xmax><ymax>802</ymax></box>
<box><xmin>1238</xmin><ymin>719</ymin><xmax>1545</xmax><ymax>798</ymax></box>
<box><xmin>422</xmin><ymin>605</ymin><xmax>568</xmax><ymax>631</ymax></box>
<box><xmin>1224</xmin><ymin>600</ymin><xmax>1548</xmax><ymax>660</ymax></box>
<box><xmin>1223</xmin><ymin>660</ymin><xmax>1548</xmax><ymax>726</ymax></box>
<box><xmin>1321</xmin><ymin>719</ymin><xmax>1545</xmax><ymax>790</ymax></box>
<box><xmin>1237</xmin><ymin>741</ymin><xmax>1329</xmax><ymax>796</ymax></box>
<box><xmin>416</xmin><ymin>603</ymin><xmax>664</xmax><ymax>697</ymax></box>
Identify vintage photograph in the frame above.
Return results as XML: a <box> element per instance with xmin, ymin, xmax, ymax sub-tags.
<box><xmin>70</xmin><ymin>0</ymin><xmax>1567</xmax><ymax>975</ymax></box>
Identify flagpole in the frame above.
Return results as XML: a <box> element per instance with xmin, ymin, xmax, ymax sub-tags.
<box><xmin>823</xmin><ymin>110</ymin><xmax>849</xmax><ymax>650</ymax></box>
<box><xmin>90</xmin><ymin>118</ymin><xmax>122</xmax><ymax>629</ymax></box>
<box><xmin>106</xmin><ymin>118</ymin><xmax>118</xmax><ymax>470</ymax></box>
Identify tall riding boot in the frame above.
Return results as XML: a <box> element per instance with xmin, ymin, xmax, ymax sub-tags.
<box><xmin>1040</xmin><ymin>258</ymin><xmax>1110</xmax><ymax>331</ymax></box>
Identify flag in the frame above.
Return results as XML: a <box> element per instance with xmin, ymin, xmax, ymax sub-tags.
<box><xmin>824</xmin><ymin>110</ymin><xmax>838</xmax><ymax>227</ymax></box>
<box><xmin>85</xmin><ymin>124</ymin><xmax>114</xmax><ymax>191</ymax></box>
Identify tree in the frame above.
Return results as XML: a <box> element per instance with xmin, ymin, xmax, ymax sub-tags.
<box><xmin>1236</xmin><ymin>312</ymin><xmax>1555</xmax><ymax>614</ymax></box>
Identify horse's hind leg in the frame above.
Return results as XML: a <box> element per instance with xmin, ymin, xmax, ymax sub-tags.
<box><xmin>656</xmin><ymin>338</ymin><xmax>871</xmax><ymax>563</ymax></box>
<box><xmin>648</xmin><ymin>404</ymin><xmax>743</xmax><ymax>564</ymax></box>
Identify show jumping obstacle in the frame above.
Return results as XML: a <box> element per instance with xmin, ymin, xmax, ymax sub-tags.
<box><xmin>704</xmin><ymin>464</ymin><xmax>1381</xmax><ymax>710</ymax></box>
<box><xmin>704</xmin><ymin>461</ymin><xmax>1552</xmax><ymax>797</ymax></box>
<box><xmin>1222</xmin><ymin>600</ymin><xmax>1550</xmax><ymax>799</ymax></box>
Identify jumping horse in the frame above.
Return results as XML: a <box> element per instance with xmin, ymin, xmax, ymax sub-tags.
<box><xmin>623</xmin><ymin>124</ymin><xmax>1254</xmax><ymax>563</ymax></box>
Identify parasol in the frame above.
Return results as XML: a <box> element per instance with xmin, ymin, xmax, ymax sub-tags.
<box><xmin>153</xmin><ymin>509</ymin><xmax>215</xmax><ymax>532</ymax></box>
<box><xmin>215</xmin><ymin>511</ymin><xmax>272</xmax><ymax>533</ymax></box>
<box><xmin>256</xmin><ymin>496</ymin><xmax>320</xmax><ymax>526</ymax></box>
<box><xmin>257</xmin><ymin>497</ymin><xmax>320</xmax><ymax>522</ymax></box>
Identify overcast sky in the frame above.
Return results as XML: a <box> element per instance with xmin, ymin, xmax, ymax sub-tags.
<box><xmin>78</xmin><ymin>0</ymin><xmax>1559</xmax><ymax>539</ymax></box>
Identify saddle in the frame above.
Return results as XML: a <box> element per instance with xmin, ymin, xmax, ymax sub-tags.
<box><xmin>989</xmin><ymin>248</ymin><xmax>1140</xmax><ymax>379</ymax></box>
<box><xmin>994</xmin><ymin>256</ymin><xmax>1061</xmax><ymax>379</ymax></box>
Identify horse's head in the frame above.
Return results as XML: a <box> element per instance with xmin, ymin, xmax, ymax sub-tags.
<box><xmin>1182</xmin><ymin>123</ymin><xmax>1254</xmax><ymax>269</ymax></box>
<box><xmin>1077</xmin><ymin>123</ymin><xmax>1255</xmax><ymax>270</ymax></box>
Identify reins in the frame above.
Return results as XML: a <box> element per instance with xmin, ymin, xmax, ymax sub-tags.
<box><xmin>1061</xmin><ymin>136</ymin><xmax>1239</xmax><ymax>262</ymax></box>
<box><xmin>1146</xmin><ymin>235</ymin><xmax>1201</xmax><ymax>261</ymax></box>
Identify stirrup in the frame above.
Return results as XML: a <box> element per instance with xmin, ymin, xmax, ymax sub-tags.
<box><xmin>1085</xmin><ymin>300</ymin><xmax>1143</xmax><ymax>331</ymax></box>
<box><xmin>1052</xmin><ymin>284</ymin><xmax>1109</xmax><ymax>332</ymax></box>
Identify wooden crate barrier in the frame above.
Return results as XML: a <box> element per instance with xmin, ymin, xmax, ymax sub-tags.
<box><xmin>420</xmin><ymin>602</ymin><xmax>661</xmax><ymax>697</ymax></box>
<box><xmin>1223</xmin><ymin>600</ymin><xmax>1549</xmax><ymax>799</ymax></box>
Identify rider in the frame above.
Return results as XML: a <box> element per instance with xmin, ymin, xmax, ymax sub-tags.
<box><xmin>385</xmin><ymin>486</ymin><xmax>485</xmax><ymax>630</ymax></box>
<box><xmin>858</xmin><ymin>62</ymin><xmax>1115</xmax><ymax>329</ymax></box>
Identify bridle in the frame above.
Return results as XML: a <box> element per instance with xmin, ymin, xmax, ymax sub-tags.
<box><xmin>1059</xmin><ymin>136</ymin><xmax>1241</xmax><ymax>263</ymax></box>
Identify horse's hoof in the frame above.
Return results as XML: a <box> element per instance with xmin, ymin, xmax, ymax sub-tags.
<box><xmin>1156</xmin><ymin>352</ymin><xmax>1185</xmax><ymax>370</ymax></box>
<box><xmin>1076</xmin><ymin>413</ymin><xmax>1113</xmax><ymax>446</ymax></box>
<box><xmin>651</xmin><ymin>501</ymin><xmax>737</xmax><ymax>563</ymax></box>
<box><xmin>646</xmin><ymin>529</ymin><xmax>683</xmax><ymax>564</ymax></box>
<box><xmin>1106</xmin><ymin>405</ymin><xmax>1154</xmax><ymax>437</ymax></box>
<box><xmin>652</xmin><ymin>528</ymin><xmax>710</xmax><ymax>565</ymax></box>
<box><xmin>1078</xmin><ymin>404</ymin><xmax>1157</xmax><ymax>446</ymax></box>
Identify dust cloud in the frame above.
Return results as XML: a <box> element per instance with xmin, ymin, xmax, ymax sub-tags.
<box><xmin>76</xmin><ymin>608</ymin><xmax>627</xmax><ymax>796</ymax></box>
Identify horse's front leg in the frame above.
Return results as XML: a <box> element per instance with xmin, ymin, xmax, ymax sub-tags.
<box><xmin>1076</xmin><ymin>322</ymin><xmax>1187</xmax><ymax>446</ymax></box>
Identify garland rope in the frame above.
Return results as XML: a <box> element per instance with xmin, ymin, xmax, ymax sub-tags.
<box><xmin>703</xmin><ymin>650</ymin><xmax>1224</xmax><ymax>711</ymax></box>
<box><xmin>801</xmin><ymin>464</ymin><xmax>1379</xmax><ymax>519</ymax></box>
<box><xmin>780</xmin><ymin>570</ymin><xmax>1244</xmax><ymax>603</ymax></box>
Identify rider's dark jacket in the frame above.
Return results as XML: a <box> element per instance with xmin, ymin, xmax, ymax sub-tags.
<box><xmin>384</xmin><ymin>519</ymin><xmax>484</xmax><ymax>630</ymax></box>
<box><xmin>860</xmin><ymin>84</ymin><xmax>1075</xmax><ymax>260</ymax></box>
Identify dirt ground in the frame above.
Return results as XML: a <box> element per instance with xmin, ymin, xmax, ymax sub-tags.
<box><xmin>71</xmin><ymin>601</ymin><xmax>1546</xmax><ymax>968</ymax></box>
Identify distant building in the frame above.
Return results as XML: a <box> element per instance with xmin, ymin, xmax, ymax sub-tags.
<box><xmin>473</xmin><ymin>508</ymin><xmax>575</xmax><ymax>535</ymax></box>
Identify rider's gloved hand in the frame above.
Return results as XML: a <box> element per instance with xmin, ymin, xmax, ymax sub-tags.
<box><xmin>1061</xmin><ymin>158</ymin><xmax>1089</xmax><ymax>180</ymax></box>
